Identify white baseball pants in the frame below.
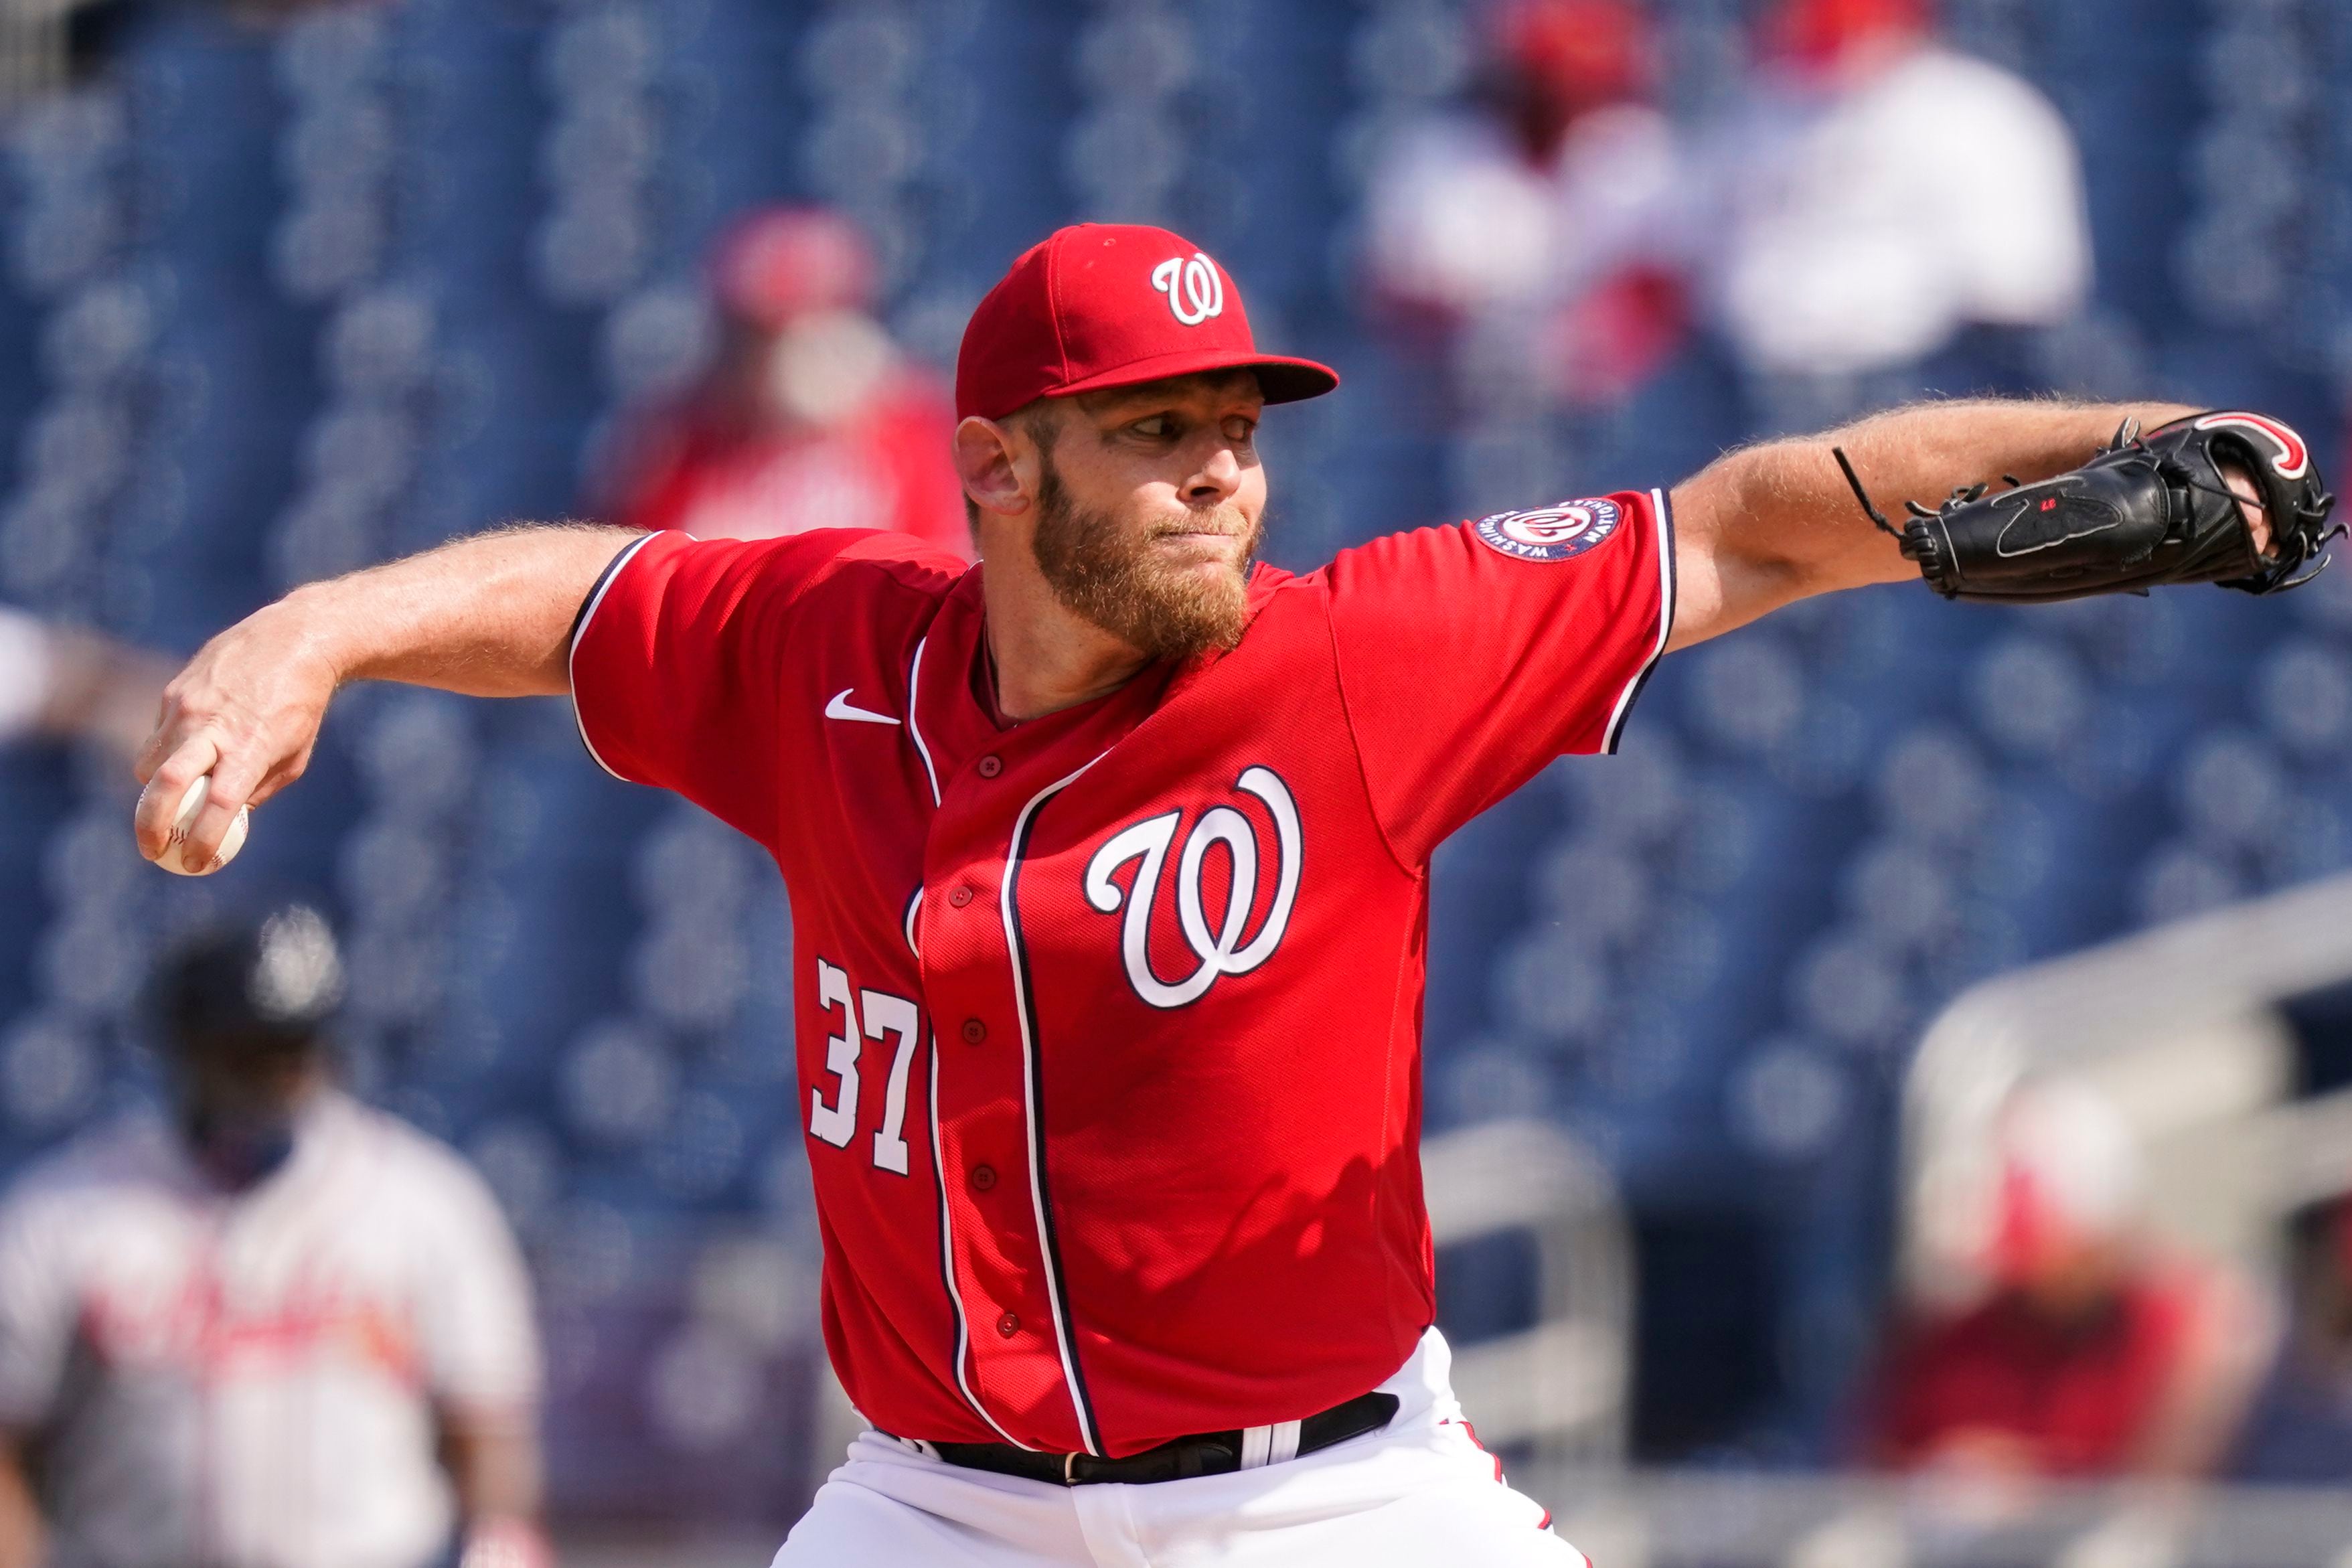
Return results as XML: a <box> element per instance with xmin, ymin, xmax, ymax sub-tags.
<box><xmin>771</xmin><ymin>1329</ymin><xmax>1589</xmax><ymax>1568</ymax></box>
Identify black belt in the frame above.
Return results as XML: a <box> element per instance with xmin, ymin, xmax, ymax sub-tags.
<box><xmin>921</xmin><ymin>1391</ymin><xmax>1401</xmax><ymax>1486</ymax></box>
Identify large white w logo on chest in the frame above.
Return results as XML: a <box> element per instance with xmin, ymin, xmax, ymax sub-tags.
<box><xmin>1082</xmin><ymin>766</ymin><xmax>1301</xmax><ymax>1009</ymax></box>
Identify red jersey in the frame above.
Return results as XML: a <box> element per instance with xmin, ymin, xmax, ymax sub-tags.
<box><xmin>568</xmin><ymin>490</ymin><xmax>1673</xmax><ymax>1457</ymax></box>
<box><xmin>1865</xmin><ymin>1275</ymin><xmax>2203</xmax><ymax>1475</ymax></box>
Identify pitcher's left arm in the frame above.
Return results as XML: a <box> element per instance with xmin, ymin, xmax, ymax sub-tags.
<box><xmin>1662</xmin><ymin>399</ymin><xmax>2327</xmax><ymax>651</ymax></box>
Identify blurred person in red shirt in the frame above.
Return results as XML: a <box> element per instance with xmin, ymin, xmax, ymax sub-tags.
<box><xmin>1861</xmin><ymin>1083</ymin><xmax>2272</xmax><ymax>1482</ymax></box>
<box><xmin>1360</xmin><ymin>0</ymin><xmax>1691</xmax><ymax>408</ymax></box>
<box><xmin>1701</xmin><ymin>0</ymin><xmax>2090</xmax><ymax>378</ymax></box>
<box><xmin>600</xmin><ymin>208</ymin><xmax>970</xmax><ymax>558</ymax></box>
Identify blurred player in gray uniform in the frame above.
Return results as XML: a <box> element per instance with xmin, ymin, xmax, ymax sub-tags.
<box><xmin>0</xmin><ymin>907</ymin><xmax>548</xmax><ymax>1568</ymax></box>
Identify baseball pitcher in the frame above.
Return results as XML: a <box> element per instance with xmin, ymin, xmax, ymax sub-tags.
<box><xmin>131</xmin><ymin>224</ymin><xmax>2331</xmax><ymax>1567</ymax></box>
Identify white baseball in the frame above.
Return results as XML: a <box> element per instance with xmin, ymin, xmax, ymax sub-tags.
<box><xmin>155</xmin><ymin>773</ymin><xmax>250</xmax><ymax>876</ymax></box>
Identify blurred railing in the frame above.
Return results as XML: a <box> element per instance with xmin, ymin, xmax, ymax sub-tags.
<box><xmin>1422</xmin><ymin>1116</ymin><xmax>1632</xmax><ymax>1465</ymax></box>
<box><xmin>1905</xmin><ymin>868</ymin><xmax>2352</xmax><ymax>1293</ymax></box>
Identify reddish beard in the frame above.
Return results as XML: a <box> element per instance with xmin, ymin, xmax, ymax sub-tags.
<box><xmin>1029</xmin><ymin>451</ymin><xmax>1263</xmax><ymax>660</ymax></box>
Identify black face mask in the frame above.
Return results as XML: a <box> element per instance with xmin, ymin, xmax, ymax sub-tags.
<box><xmin>180</xmin><ymin>1104</ymin><xmax>298</xmax><ymax>1191</ymax></box>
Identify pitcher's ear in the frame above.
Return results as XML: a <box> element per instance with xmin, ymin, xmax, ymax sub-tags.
<box><xmin>956</xmin><ymin>415</ymin><xmax>1032</xmax><ymax>520</ymax></box>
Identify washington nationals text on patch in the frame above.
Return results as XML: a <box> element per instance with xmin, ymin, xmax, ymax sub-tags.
<box><xmin>569</xmin><ymin>489</ymin><xmax>1674</xmax><ymax>1459</ymax></box>
<box><xmin>1472</xmin><ymin>497</ymin><xmax>1625</xmax><ymax>562</ymax></box>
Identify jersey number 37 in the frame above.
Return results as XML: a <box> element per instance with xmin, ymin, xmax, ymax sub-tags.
<box><xmin>806</xmin><ymin>958</ymin><xmax>921</xmax><ymax>1177</ymax></box>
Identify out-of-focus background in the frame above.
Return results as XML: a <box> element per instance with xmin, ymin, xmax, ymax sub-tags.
<box><xmin>2</xmin><ymin>0</ymin><xmax>2351</xmax><ymax>1563</ymax></box>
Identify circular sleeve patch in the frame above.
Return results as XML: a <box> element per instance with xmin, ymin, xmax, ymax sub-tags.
<box><xmin>1472</xmin><ymin>498</ymin><xmax>1624</xmax><ymax>562</ymax></box>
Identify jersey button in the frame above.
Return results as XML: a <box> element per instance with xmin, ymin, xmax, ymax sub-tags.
<box><xmin>977</xmin><ymin>755</ymin><xmax>1003</xmax><ymax>778</ymax></box>
<box><xmin>970</xmin><ymin>1164</ymin><xmax>997</xmax><ymax>1192</ymax></box>
<box><xmin>961</xmin><ymin>1018</ymin><xmax>987</xmax><ymax>1045</ymax></box>
<box><xmin>947</xmin><ymin>886</ymin><xmax>974</xmax><ymax>909</ymax></box>
<box><xmin>996</xmin><ymin>1312</ymin><xmax>1020</xmax><ymax>1338</ymax></box>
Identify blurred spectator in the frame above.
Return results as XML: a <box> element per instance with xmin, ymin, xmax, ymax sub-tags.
<box><xmin>0</xmin><ymin>909</ymin><xmax>546</xmax><ymax>1568</ymax></box>
<box><xmin>0</xmin><ymin>608</ymin><xmax>172</xmax><ymax>767</ymax></box>
<box><xmin>1860</xmin><ymin>1083</ymin><xmax>2271</xmax><ymax>1481</ymax></box>
<box><xmin>598</xmin><ymin>208</ymin><xmax>969</xmax><ymax>557</ymax></box>
<box><xmin>1701</xmin><ymin>0</ymin><xmax>2091</xmax><ymax>378</ymax></box>
<box><xmin>1360</xmin><ymin>0</ymin><xmax>1691</xmax><ymax>408</ymax></box>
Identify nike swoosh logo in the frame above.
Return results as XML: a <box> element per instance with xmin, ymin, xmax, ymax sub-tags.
<box><xmin>826</xmin><ymin>689</ymin><xmax>900</xmax><ymax>726</ymax></box>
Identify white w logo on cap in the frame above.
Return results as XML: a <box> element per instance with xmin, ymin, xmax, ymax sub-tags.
<box><xmin>1150</xmin><ymin>252</ymin><xmax>1225</xmax><ymax>327</ymax></box>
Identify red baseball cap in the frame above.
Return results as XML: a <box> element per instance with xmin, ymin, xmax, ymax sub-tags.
<box><xmin>712</xmin><ymin>207</ymin><xmax>874</xmax><ymax>329</ymax></box>
<box><xmin>955</xmin><ymin>224</ymin><xmax>1339</xmax><ymax>421</ymax></box>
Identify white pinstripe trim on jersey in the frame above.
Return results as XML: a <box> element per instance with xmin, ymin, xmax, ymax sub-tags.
<box><xmin>1599</xmin><ymin>487</ymin><xmax>1676</xmax><ymax>756</ymax></box>
<box><xmin>927</xmin><ymin>1029</ymin><xmax>1026</xmax><ymax>1447</ymax></box>
<box><xmin>906</xmin><ymin>635</ymin><xmax>942</xmax><ymax>807</ymax></box>
<box><xmin>1002</xmin><ymin>751</ymin><xmax>1111</xmax><ymax>1458</ymax></box>
<box><xmin>566</xmin><ymin>531</ymin><xmax>663</xmax><ymax>783</ymax></box>
<box><xmin>906</xmin><ymin>636</ymin><xmax>979</xmax><ymax>1438</ymax></box>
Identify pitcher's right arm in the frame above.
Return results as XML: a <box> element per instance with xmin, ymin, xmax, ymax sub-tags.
<box><xmin>133</xmin><ymin>524</ymin><xmax>641</xmax><ymax>870</ymax></box>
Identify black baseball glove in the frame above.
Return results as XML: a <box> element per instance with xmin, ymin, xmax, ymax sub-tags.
<box><xmin>1833</xmin><ymin>411</ymin><xmax>2340</xmax><ymax>604</ymax></box>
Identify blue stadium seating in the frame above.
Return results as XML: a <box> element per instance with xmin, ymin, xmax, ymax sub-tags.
<box><xmin>0</xmin><ymin>0</ymin><xmax>2345</xmax><ymax>1514</ymax></box>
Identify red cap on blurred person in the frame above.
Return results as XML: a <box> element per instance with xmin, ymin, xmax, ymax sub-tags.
<box><xmin>955</xmin><ymin>224</ymin><xmax>1339</xmax><ymax>422</ymax></box>
<box><xmin>1497</xmin><ymin>0</ymin><xmax>1652</xmax><ymax>111</ymax></box>
<box><xmin>713</xmin><ymin>208</ymin><xmax>874</xmax><ymax>330</ymax></box>
<box><xmin>1765</xmin><ymin>0</ymin><xmax>1932</xmax><ymax>70</ymax></box>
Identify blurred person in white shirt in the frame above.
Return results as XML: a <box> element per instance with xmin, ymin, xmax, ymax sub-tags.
<box><xmin>0</xmin><ymin>908</ymin><xmax>546</xmax><ymax>1568</ymax></box>
<box><xmin>1360</xmin><ymin>0</ymin><xmax>1693</xmax><ymax>408</ymax></box>
<box><xmin>1705</xmin><ymin>0</ymin><xmax>2092</xmax><ymax>378</ymax></box>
